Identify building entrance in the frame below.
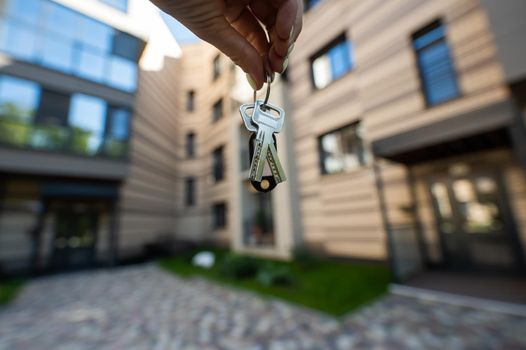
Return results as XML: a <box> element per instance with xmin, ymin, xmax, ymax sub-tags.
<box><xmin>428</xmin><ymin>172</ymin><xmax>523</xmax><ymax>272</ymax></box>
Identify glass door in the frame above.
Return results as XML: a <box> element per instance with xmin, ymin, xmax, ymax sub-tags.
<box><xmin>51</xmin><ymin>202</ymin><xmax>98</xmax><ymax>270</ymax></box>
<box><xmin>429</xmin><ymin>173</ymin><xmax>522</xmax><ymax>272</ymax></box>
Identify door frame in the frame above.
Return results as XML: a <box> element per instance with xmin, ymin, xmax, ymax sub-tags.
<box><xmin>427</xmin><ymin>169</ymin><xmax>525</xmax><ymax>273</ymax></box>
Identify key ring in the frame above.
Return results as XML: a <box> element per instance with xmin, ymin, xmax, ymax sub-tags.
<box><xmin>253</xmin><ymin>75</ymin><xmax>272</xmax><ymax>109</ymax></box>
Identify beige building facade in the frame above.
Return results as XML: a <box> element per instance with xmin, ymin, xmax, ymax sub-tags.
<box><xmin>1</xmin><ymin>0</ymin><xmax>526</xmax><ymax>281</ymax></box>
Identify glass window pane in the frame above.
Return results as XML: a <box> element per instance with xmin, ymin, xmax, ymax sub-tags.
<box><xmin>329</xmin><ymin>41</ymin><xmax>352</xmax><ymax>80</ymax></box>
<box><xmin>2</xmin><ymin>20</ymin><xmax>37</xmax><ymax>60</ymax></box>
<box><xmin>108</xmin><ymin>107</ymin><xmax>129</xmax><ymax>140</ymax></box>
<box><xmin>79</xmin><ymin>17</ymin><xmax>112</xmax><ymax>52</ymax></box>
<box><xmin>100</xmin><ymin>0</ymin><xmax>128</xmax><ymax>12</ymax></box>
<box><xmin>41</xmin><ymin>36</ymin><xmax>74</xmax><ymax>72</ymax></box>
<box><xmin>69</xmin><ymin>94</ymin><xmax>107</xmax><ymax>154</ymax></box>
<box><xmin>108</xmin><ymin>56</ymin><xmax>137</xmax><ymax>92</ymax></box>
<box><xmin>312</xmin><ymin>54</ymin><xmax>331</xmax><ymax>89</ymax></box>
<box><xmin>0</xmin><ymin>76</ymin><xmax>40</xmax><ymax>122</ymax></box>
<box><xmin>113</xmin><ymin>31</ymin><xmax>140</xmax><ymax>61</ymax></box>
<box><xmin>6</xmin><ymin>0</ymin><xmax>40</xmax><ymax>24</ymax></box>
<box><xmin>44</xmin><ymin>2</ymin><xmax>79</xmax><ymax>39</ymax></box>
<box><xmin>413</xmin><ymin>26</ymin><xmax>445</xmax><ymax>50</ymax></box>
<box><xmin>76</xmin><ymin>48</ymin><xmax>106</xmax><ymax>82</ymax></box>
<box><xmin>35</xmin><ymin>89</ymin><xmax>70</xmax><ymax>126</ymax></box>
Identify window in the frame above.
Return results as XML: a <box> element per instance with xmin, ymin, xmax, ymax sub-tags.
<box><xmin>0</xmin><ymin>74</ymin><xmax>130</xmax><ymax>156</ymax></box>
<box><xmin>213</xmin><ymin>55</ymin><xmax>221</xmax><ymax>80</ymax></box>
<box><xmin>108</xmin><ymin>56</ymin><xmax>138</xmax><ymax>92</ymax></box>
<box><xmin>99</xmin><ymin>0</ymin><xmax>128</xmax><ymax>12</ymax></box>
<box><xmin>0</xmin><ymin>76</ymin><xmax>40</xmax><ymax>123</ymax></box>
<box><xmin>35</xmin><ymin>90</ymin><xmax>70</xmax><ymax>126</ymax></box>
<box><xmin>0</xmin><ymin>76</ymin><xmax>40</xmax><ymax>146</ymax></box>
<box><xmin>318</xmin><ymin>122</ymin><xmax>369</xmax><ymax>174</ymax></box>
<box><xmin>68</xmin><ymin>94</ymin><xmax>107</xmax><ymax>155</ymax></box>
<box><xmin>32</xmin><ymin>89</ymin><xmax>71</xmax><ymax>150</ymax></box>
<box><xmin>212</xmin><ymin>145</ymin><xmax>224</xmax><ymax>182</ymax></box>
<box><xmin>212</xmin><ymin>98</ymin><xmax>223</xmax><ymax>121</ymax></box>
<box><xmin>0</xmin><ymin>0</ymin><xmax>141</xmax><ymax>92</ymax></box>
<box><xmin>185</xmin><ymin>178</ymin><xmax>195</xmax><ymax>206</ymax></box>
<box><xmin>104</xmin><ymin>107</ymin><xmax>130</xmax><ymax>157</ymax></box>
<box><xmin>112</xmin><ymin>31</ymin><xmax>141</xmax><ymax>61</ymax></box>
<box><xmin>412</xmin><ymin>20</ymin><xmax>459</xmax><ymax>106</ymax></box>
<box><xmin>212</xmin><ymin>202</ymin><xmax>227</xmax><ymax>229</ymax></box>
<box><xmin>304</xmin><ymin>0</ymin><xmax>321</xmax><ymax>11</ymax></box>
<box><xmin>186</xmin><ymin>90</ymin><xmax>195</xmax><ymax>112</ymax></box>
<box><xmin>186</xmin><ymin>132</ymin><xmax>195</xmax><ymax>158</ymax></box>
<box><xmin>311</xmin><ymin>34</ymin><xmax>353</xmax><ymax>89</ymax></box>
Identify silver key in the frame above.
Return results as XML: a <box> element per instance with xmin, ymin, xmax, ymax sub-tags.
<box><xmin>239</xmin><ymin>103</ymin><xmax>258</xmax><ymax>132</ymax></box>
<box><xmin>249</xmin><ymin>100</ymin><xmax>287</xmax><ymax>183</ymax></box>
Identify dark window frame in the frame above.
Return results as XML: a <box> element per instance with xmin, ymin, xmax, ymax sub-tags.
<box><xmin>186</xmin><ymin>132</ymin><xmax>195</xmax><ymax>158</ymax></box>
<box><xmin>186</xmin><ymin>90</ymin><xmax>195</xmax><ymax>112</ymax></box>
<box><xmin>309</xmin><ymin>33</ymin><xmax>353</xmax><ymax>90</ymax></box>
<box><xmin>212</xmin><ymin>145</ymin><xmax>225</xmax><ymax>182</ymax></box>
<box><xmin>304</xmin><ymin>0</ymin><xmax>321</xmax><ymax>11</ymax></box>
<box><xmin>185</xmin><ymin>177</ymin><xmax>195</xmax><ymax>207</ymax></box>
<box><xmin>212</xmin><ymin>202</ymin><xmax>227</xmax><ymax>229</ymax></box>
<box><xmin>411</xmin><ymin>19</ymin><xmax>461</xmax><ymax>107</ymax></box>
<box><xmin>212</xmin><ymin>98</ymin><xmax>223</xmax><ymax>122</ymax></box>
<box><xmin>318</xmin><ymin>121</ymin><xmax>368</xmax><ymax>175</ymax></box>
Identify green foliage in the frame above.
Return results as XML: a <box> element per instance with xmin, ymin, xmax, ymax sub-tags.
<box><xmin>0</xmin><ymin>280</ymin><xmax>23</xmax><ymax>305</ymax></box>
<box><xmin>159</xmin><ymin>248</ymin><xmax>391</xmax><ymax>316</ymax></box>
<box><xmin>220</xmin><ymin>254</ymin><xmax>260</xmax><ymax>279</ymax></box>
<box><xmin>256</xmin><ymin>264</ymin><xmax>294</xmax><ymax>287</ymax></box>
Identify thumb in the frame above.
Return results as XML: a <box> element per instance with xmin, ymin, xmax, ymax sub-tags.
<box><xmin>196</xmin><ymin>17</ymin><xmax>265</xmax><ymax>89</ymax></box>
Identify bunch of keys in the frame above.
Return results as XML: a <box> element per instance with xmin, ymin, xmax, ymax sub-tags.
<box><xmin>239</xmin><ymin>76</ymin><xmax>287</xmax><ymax>192</ymax></box>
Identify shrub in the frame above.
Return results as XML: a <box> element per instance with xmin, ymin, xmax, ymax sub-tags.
<box><xmin>257</xmin><ymin>264</ymin><xmax>294</xmax><ymax>287</ymax></box>
<box><xmin>220</xmin><ymin>254</ymin><xmax>260</xmax><ymax>279</ymax></box>
<box><xmin>292</xmin><ymin>247</ymin><xmax>319</xmax><ymax>270</ymax></box>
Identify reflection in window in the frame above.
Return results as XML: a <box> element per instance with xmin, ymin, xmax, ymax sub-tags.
<box><xmin>78</xmin><ymin>16</ymin><xmax>112</xmax><ymax>52</ymax></box>
<box><xmin>41</xmin><ymin>36</ymin><xmax>74</xmax><ymax>71</ymax></box>
<box><xmin>69</xmin><ymin>94</ymin><xmax>107</xmax><ymax>155</ymax></box>
<box><xmin>412</xmin><ymin>20</ymin><xmax>459</xmax><ymax>106</ymax></box>
<box><xmin>0</xmin><ymin>0</ymin><xmax>140</xmax><ymax>92</ymax></box>
<box><xmin>318</xmin><ymin>122</ymin><xmax>368</xmax><ymax>174</ymax></box>
<box><xmin>104</xmin><ymin>107</ymin><xmax>129</xmax><ymax>156</ymax></box>
<box><xmin>32</xmin><ymin>89</ymin><xmax>70</xmax><ymax>150</ymax></box>
<box><xmin>452</xmin><ymin>178</ymin><xmax>503</xmax><ymax>233</ymax></box>
<box><xmin>5</xmin><ymin>0</ymin><xmax>40</xmax><ymax>24</ymax></box>
<box><xmin>311</xmin><ymin>35</ymin><xmax>353</xmax><ymax>89</ymax></box>
<box><xmin>76</xmin><ymin>48</ymin><xmax>106</xmax><ymax>81</ymax></box>
<box><xmin>108</xmin><ymin>56</ymin><xmax>137</xmax><ymax>92</ymax></box>
<box><xmin>0</xmin><ymin>76</ymin><xmax>40</xmax><ymax>146</ymax></box>
<box><xmin>2</xmin><ymin>20</ymin><xmax>37</xmax><ymax>60</ymax></box>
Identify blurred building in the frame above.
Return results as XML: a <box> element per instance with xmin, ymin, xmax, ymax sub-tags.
<box><xmin>288</xmin><ymin>0</ymin><xmax>526</xmax><ymax>279</ymax></box>
<box><xmin>1</xmin><ymin>0</ymin><xmax>526</xmax><ymax>282</ymax></box>
<box><xmin>0</xmin><ymin>0</ymin><xmax>180</xmax><ymax>273</ymax></box>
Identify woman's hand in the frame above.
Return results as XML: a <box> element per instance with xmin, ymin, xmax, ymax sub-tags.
<box><xmin>151</xmin><ymin>0</ymin><xmax>303</xmax><ymax>89</ymax></box>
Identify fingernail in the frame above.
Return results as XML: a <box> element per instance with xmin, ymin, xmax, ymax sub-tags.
<box><xmin>288</xmin><ymin>43</ymin><xmax>295</xmax><ymax>55</ymax></box>
<box><xmin>246</xmin><ymin>73</ymin><xmax>257</xmax><ymax>90</ymax></box>
<box><xmin>281</xmin><ymin>58</ymin><xmax>289</xmax><ymax>73</ymax></box>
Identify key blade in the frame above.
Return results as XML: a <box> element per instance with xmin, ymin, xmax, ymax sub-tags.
<box><xmin>267</xmin><ymin>143</ymin><xmax>287</xmax><ymax>183</ymax></box>
<box><xmin>249</xmin><ymin>139</ymin><xmax>269</xmax><ymax>182</ymax></box>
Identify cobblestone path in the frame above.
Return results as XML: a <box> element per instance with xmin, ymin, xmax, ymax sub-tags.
<box><xmin>0</xmin><ymin>265</ymin><xmax>525</xmax><ymax>349</ymax></box>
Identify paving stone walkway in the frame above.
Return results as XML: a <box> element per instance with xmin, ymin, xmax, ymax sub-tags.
<box><xmin>0</xmin><ymin>264</ymin><xmax>525</xmax><ymax>350</ymax></box>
